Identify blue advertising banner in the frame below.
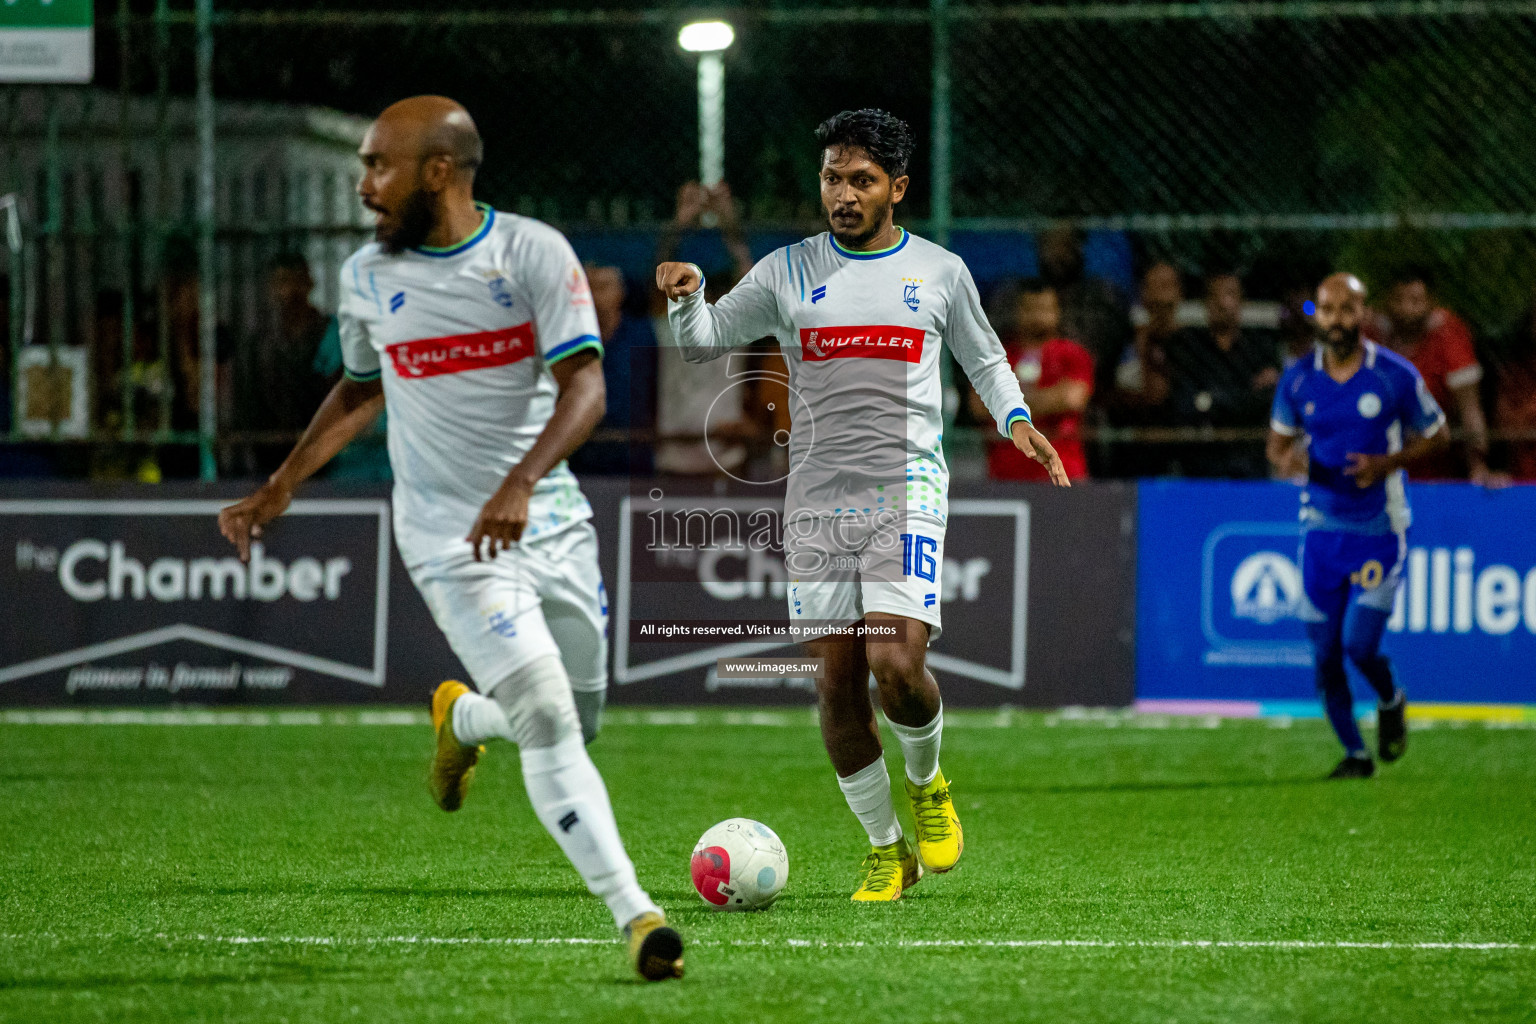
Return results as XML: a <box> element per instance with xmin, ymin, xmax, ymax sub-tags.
<box><xmin>1138</xmin><ymin>479</ymin><xmax>1536</xmax><ymax>704</ymax></box>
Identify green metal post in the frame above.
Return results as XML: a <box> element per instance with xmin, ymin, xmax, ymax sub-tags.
<box><xmin>196</xmin><ymin>0</ymin><xmax>217</xmax><ymax>479</ymax></box>
<box><xmin>118</xmin><ymin>0</ymin><xmax>136</xmax><ymax>438</ymax></box>
<box><xmin>929</xmin><ymin>0</ymin><xmax>952</xmax><ymax>249</ymax></box>
<box><xmin>930</xmin><ymin>0</ymin><xmax>956</xmax><ymax>428</ymax></box>
<box><xmin>44</xmin><ymin>89</ymin><xmax>63</xmax><ymax>440</ymax></box>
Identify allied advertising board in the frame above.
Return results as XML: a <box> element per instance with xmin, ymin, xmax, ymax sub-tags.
<box><xmin>1138</xmin><ymin>479</ymin><xmax>1536</xmax><ymax>704</ymax></box>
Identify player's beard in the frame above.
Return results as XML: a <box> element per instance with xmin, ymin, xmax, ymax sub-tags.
<box><xmin>829</xmin><ymin>196</ymin><xmax>892</xmax><ymax>249</ymax></box>
<box><xmin>376</xmin><ymin>187</ymin><xmax>438</xmax><ymax>254</ymax></box>
<box><xmin>1318</xmin><ymin>322</ymin><xmax>1361</xmax><ymax>359</ymax></box>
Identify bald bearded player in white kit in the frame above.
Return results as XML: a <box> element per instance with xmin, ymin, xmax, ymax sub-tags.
<box><xmin>219</xmin><ymin>96</ymin><xmax>683</xmax><ymax>981</ymax></box>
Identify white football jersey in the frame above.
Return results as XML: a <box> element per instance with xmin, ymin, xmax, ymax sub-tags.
<box><xmin>667</xmin><ymin>227</ymin><xmax>1032</xmax><ymax>521</ymax></box>
<box><xmin>338</xmin><ymin>205</ymin><xmax>603</xmax><ymax>566</ymax></box>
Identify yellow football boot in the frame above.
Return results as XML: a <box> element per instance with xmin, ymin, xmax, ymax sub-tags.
<box><xmin>624</xmin><ymin>911</ymin><xmax>684</xmax><ymax>981</ymax></box>
<box><xmin>905</xmin><ymin>770</ymin><xmax>964</xmax><ymax>873</ymax></box>
<box><xmin>429</xmin><ymin>680</ymin><xmax>481</xmax><ymax>812</ymax></box>
<box><xmin>850</xmin><ymin>836</ymin><xmax>923</xmax><ymax>902</ymax></box>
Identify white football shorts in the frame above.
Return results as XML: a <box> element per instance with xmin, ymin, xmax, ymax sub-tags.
<box><xmin>409</xmin><ymin>520</ymin><xmax>609</xmax><ymax>695</ymax></box>
<box><xmin>784</xmin><ymin>510</ymin><xmax>945</xmax><ymax>645</ymax></box>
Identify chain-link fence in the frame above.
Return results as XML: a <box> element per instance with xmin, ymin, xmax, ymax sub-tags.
<box><xmin>4</xmin><ymin>1</ymin><xmax>1536</xmax><ymax>479</ymax></box>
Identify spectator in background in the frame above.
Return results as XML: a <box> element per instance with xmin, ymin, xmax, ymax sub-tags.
<box><xmin>1038</xmin><ymin>225</ymin><xmax>1131</xmax><ymax>391</ymax></box>
<box><xmin>309</xmin><ymin>304</ymin><xmax>391</xmax><ymax>483</ymax></box>
<box><xmin>89</xmin><ymin>290</ymin><xmax>171</xmax><ymax>481</ymax></box>
<box><xmin>568</xmin><ymin>262</ymin><xmax>656</xmax><ymax>476</ymax></box>
<box><xmin>650</xmin><ymin>181</ymin><xmax>761</xmax><ymax>478</ymax></box>
<box><xmin>161</xmin><ymin>238</ymin><xmax>231</xmax><ymax>434</ymax></box>
<box><xmin>1494</xmin><ymin>301</ymin><xmax>1536</xmax><ymax>482</ymax></box>
<box><xmin>230</xmin><ymin>252</ymin><xmax>333</xmax><ymax>475</ymax></box>
<box><xmin>1276</xmin><ymin>278</ymin><xmax>1316</xmax><ymax>368</ymax></box>
<box><xmin>1103</xmin><ymin>261</ymin><xmax>1181</xmax><ymax>476</ymax></box>
<box><xmin>1372</xmin><ymin>269</ymin><xmax>1491</xmax><ymax>482</ymax></box>
<box><xmin>968</xmin><ymin>279</ymin><xmax>1093</xmax><ymax>483</ymax></box>
<box><xmin>1165</xmin><ymin>271</ymin><xmax>1280</xmax><ymax>477</ymax></box>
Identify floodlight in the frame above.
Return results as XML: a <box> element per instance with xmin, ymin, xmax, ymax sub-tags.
<box><xmin>679</xmin><ymin>21</ymin><xmax>735</xmax><ymax>53</ymax></box>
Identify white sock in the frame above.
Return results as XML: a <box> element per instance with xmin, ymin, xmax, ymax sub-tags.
<box><xmin>836</xmin><ymin>757</ymin><xmax>903</xmax><ymax>847</ymax></box>
<box><xmin>888</xmin><ymin>706</ymin><xmax>943</xmax><ymax>786</ymax></box>
<box><xmin>520</xmin><ymin>733</ymin><xmax>659</xmax><ymax>930</ymax></box>
<box><xmin>451</xmin><ymin>690</ymin><xmax>515</xmax><ymax>745</ymax></box>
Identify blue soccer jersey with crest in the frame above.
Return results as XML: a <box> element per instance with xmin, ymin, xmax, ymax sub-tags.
<box><xmin>1270</xmin><ymin>341</ymin><xmax>1445</xmax><ymax>536</ymax></box>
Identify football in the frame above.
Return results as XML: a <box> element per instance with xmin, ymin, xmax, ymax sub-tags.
<box><xmin>690</xmin><ymin>818</ymin><xmax>789</xmax><ymax>911</ymax></box>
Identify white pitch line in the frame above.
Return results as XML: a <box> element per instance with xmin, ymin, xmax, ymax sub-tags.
<box><xmin>4</xmin><ymin>709</ymin><xmax>1534</xmax><ymax>730</ymax></box>
<box><xmin>0</xmin><ymin>934</ymin><xmax>1530</xmax><ymax>952</ymax></box>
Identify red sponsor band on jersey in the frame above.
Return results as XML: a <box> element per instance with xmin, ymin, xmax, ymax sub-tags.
<box><xmin>799</xmin><ymin>325</ymin><xmax>924</xmax><ymax>364</ymax></box>
<box><xmin>387</xmin><ymin>322</ymin><xmax>536</xmax><ymax>378</ymax></box>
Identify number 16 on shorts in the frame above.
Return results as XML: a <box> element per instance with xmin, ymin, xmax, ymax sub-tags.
<box><xmin>902</xmin><ymin>533</ymin><xmax>938</xmax><ymax>581</ymax></box>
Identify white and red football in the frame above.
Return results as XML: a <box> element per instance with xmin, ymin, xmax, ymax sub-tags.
<box><xmin>689</xmin><ymin>818</ymin><xmax>789</xmax><ymax>911</ymax></box>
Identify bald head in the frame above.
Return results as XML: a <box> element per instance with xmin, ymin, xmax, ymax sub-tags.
<box><xmin>357</xmin><ymin>96</ymin><xmax>483</xmax><ymax>253</ymax></box>
<box><xmin>375</xmin><ymin>95</ymin><xmax>482</xmax><ymax>176</ymax></box>
<box><xmin>1314</xmin><ymin>272</ymin><xmax>1368</xmax><ymax>356</ymax></box>
<box><xmin>1318</xmin><ymin>272</ymin><xmax>1366</xmax><ymax>305</ymax></box>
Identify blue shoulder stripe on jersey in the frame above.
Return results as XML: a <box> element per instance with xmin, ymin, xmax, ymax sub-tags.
<box><xmin>783</xmin><ymin>246</ymin><xmax>793</xmax><ymax>298</ymax></box>
<box><xmin>343</xmin><ymin>366</ymin><xmax>381</xmax><ymax>382</ymax></box>
<box><xmin>1003</xmin><ymin>406</ymin><xmax>1032</xmax><ymax>435</ymax></box>
<box><xmin>411</xmin><ymin>203</ymin><xmax>495</xmax><ymax>258</ymax></box>
<box><xmin>830</xmin><ymin>226</ymin><xmax>909</xmax><ymax>260</ymax></box>
<box><xmin>545</xmin><ymin>334</ymin><xmax>604</xmax><ymax>364</ymax></box>
<box><xmin>797</xmin><ymin>244</ymin><xmax>806</xmax><ymax>300</ymax></box>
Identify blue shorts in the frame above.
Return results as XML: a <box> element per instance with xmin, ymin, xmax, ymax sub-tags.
<box><xmin>1299</xmin><ymin>529</ymin><xmax>1406</xmax><ymax>624</ymax></box>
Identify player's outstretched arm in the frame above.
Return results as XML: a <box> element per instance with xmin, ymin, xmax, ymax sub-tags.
<box><xmin>1344</xmin><ymin>428</ymin><xmax>1448</xmax><ymax>489</ymax></box>
<box><xmin>1010</xmin><ymin>420</ymin><xmax>1071</xmax><ymax>487</ymax></box>
<box><xmin>1266</xmin><ymin>429</ymin><xmax>1307</xmax><ymax>479</ymax></box>
<box><xmin>657</xmin><ymin>255</ymin><xmax>781</xmax><ymax>364</ymax></box>
<box><xmin>465</xmin><ymin>349</ymin><xmax>605</xmax><ymax>561</ymax></box>
<box><xmin>218</xmin><ymin>376</ymin><xmax>384</xmax><ymax>561</ymax></box>
<box><xmin>945</xmin><ymin>260</ymin><xmax>1067</xmax><ymax>484</ymax></box>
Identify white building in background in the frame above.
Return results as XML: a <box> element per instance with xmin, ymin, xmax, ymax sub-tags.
<box><xmin>1</xmin><ymin>85</ymin><xmax>372</xmax><ymax>353</ymax></box>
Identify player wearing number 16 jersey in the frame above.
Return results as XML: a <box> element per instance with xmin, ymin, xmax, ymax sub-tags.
<box><xmin>658</xmin><ymin>109</ymin><xmax>1069</xmax><ymax>901</ymax></box>
<box><xmin>219</xmin><ymin>96</ymin><xmax>681</xmax><ymax>981</ymax></box>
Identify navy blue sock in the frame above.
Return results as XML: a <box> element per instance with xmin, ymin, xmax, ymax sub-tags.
<box><xmin>1309</xmin><ymin>620</ymin><xmax>1367</xmax><ymax>757</ymax></box>
<box><xmin>1344</xmin><ymin>605</ymin><xmax>1398</xmax><ymax>705</ymax></box>
<box><xmin>1320</xmin><ymin>675</ymin><xmax>1367</xmax><ymax>758</ymax></box>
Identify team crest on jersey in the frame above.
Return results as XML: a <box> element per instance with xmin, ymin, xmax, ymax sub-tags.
<box><xmin>1357</xmin><ymin>392</ymin><xmax>1382</xmax><ymax>418</ymax></box>
<box><xmin>485</xmin><ymin>274</ymin><xmax>515</xmax><ymax>309</ymax></box>
<box><xmin>901</xmin><ymin>277</ymin><xmax>922</xmax><ymax>312</ymax></box>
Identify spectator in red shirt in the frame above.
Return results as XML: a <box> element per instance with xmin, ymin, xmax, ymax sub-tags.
<box><xmin>1372</xmin><ymin>269</ymin><xmax>1491</xmax><ymax>482</ymax></box>
<box><xmin>968</xmin><ymin>278</ymin><xmax>1093</xmax><ymax>482</ymax></box>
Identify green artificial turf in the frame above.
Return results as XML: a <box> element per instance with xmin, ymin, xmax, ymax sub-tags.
<box><xmin>1</xmin><ymin>708</ymin><xmax>1533</xmax><ymax>1023</ymax></box>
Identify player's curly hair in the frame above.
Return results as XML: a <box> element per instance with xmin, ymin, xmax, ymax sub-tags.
<box><xmin>814</xmin><ymin>109</ymin><xmax>915</xmax><ymax>180</ymax></box>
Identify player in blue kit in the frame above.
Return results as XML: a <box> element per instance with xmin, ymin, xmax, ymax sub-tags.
<box><xmin>1267</xmin><ymin>273</ymin><xmax>1448</xmax><ymax>779</ymax></box>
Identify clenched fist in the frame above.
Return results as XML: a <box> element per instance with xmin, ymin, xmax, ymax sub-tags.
<box><xmin>655</xmin><ymin>262</ymin><xmax>702</xmax><ymax>301</ymax></box>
